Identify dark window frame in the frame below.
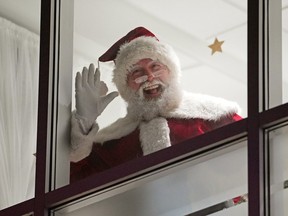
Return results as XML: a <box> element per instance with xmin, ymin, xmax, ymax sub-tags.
<box><xmin>1</xmin><ymin>0</ymin><xmax>288</xmax><ymax>215</ymax></box>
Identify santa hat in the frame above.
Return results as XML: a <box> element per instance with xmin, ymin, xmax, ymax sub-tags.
<box><xmin>98</xmin><ymin>27</ymin><xmax>182</xmax><ymax>101</ymax></box>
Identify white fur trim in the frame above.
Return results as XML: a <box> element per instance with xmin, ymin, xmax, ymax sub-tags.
<box><xmin>112</xmin><ymin>36</ymin><xmax>181</xmax><ymax>102</ymax></box>
<box><xmin>93</xmin><ymin>92</ymin><xmax>241</xmax><ymax>143</ymax></box>
<box><xmin>139</xmin><ymin>117</ymin><xmax>171</xmax><ymax>155</ymax></box>
<box><xmin>94</xmin><ymin>116</ymin><xmax>140</xmax><ymax>144</ymax></box>
<box><xmin>165</xmin><ymin>91</ymin><xmax>241</xmax><ymax>121</ymax></box>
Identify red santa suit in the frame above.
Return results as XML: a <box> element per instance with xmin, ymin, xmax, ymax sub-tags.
<box><xmin>70</xmin><ymin>91</ymin><xmax>241</xmax><ymax>182</ymax></box>
<box><xmin>70</xmin><ymin>27</ymin><xmax>242</xmax><ymax>182</ymax></box>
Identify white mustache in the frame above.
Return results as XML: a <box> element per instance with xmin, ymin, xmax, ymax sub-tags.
<box><xmin>137</xmin><ymin>80</ymin><xmax>166</xmax><ymax>99</ymax></box>
<box><xmin>140</xmin><ymin>80</ymin><xmax>165</xmax><ymax>91</ymax></box>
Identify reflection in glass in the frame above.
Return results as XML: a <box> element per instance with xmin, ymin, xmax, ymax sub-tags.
<box><xmin>53</xmin><ymin>142</ymin><xmax>248</xmax><ymax>216</ymax></box>
<box><xmin>0</xmin><ymin>17</ymin><xmax>39</xmax><ymax>209</ymax></box>
<box><xmin>268</xmin><ymin>125</ymin><xmax>288</xmax><ymax>215</ymax></box>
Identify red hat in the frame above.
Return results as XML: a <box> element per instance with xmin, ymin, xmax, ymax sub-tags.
<box><xmin>99</xmin><ymin>27</ymin><xmax>158</xmax><ymax>62</ymax></box>
<box><xmin>100</xmin><ymin>27</ymin><xmax>181</xmax><ymax>102</ymax></box>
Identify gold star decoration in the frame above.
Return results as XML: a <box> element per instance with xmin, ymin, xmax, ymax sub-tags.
<box><xmin>208</xmin><ymin>38</ymin><xmax>224</xmax><ymax>55</ymax></box>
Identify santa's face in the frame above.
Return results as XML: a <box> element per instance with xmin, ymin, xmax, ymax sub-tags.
<box><xmin>127</xmin><ymin>58</ymin><xmax>170</xmax><ymax>100</ymax></box>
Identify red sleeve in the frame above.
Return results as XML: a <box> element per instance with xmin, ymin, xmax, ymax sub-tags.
<box><xmin>70</xmin><ymin>148</ymin><xmax>112</xmax><ymax>183</ymax></box>
<box><xmin>232</xmin><ymin>113</ymin><xmax>243</xmax><ymax>121</ymax></box>
<box><xmin>70</xmin><ymin>129</ymin><xmax>142</xmax><ymax>183</ymax></box>
<box><xmin>208</xmin><ymin>113</ymin><xmax>242</xmax><ymax>130</ymax></box>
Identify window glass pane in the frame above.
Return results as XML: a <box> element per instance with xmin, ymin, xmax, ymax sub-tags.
<box><xmin>52</xmin><ymin>142</ymin><xmax>248</xmax><ymax>216</ymax></box>
<box><xmin>268</xmin><ymin>0</ymin><xmax>288</xmax><ymax>108</ymax></box>
<box><xmin>73</xmin><ymin>0</ymin><xmax>247</xmax><ymax>125</ymax></box>
<box><xmin>282</xmin><ymin>0</ymin><xmax>288</xmax><ymax>104</ymax></box>
<box><xmin>69</xmin><ymin>0</ymin><xmax>247</xmax><ymax>183</ymax></box>
<box><xmin>51</xmin><ymin>0</ymin><xmax>74</xmax><ymax>190</ymax></box>
<box><xmin>0</xmin><ymin>0</ymin><xmax>40</xmax><ymax>209</ymax></box>
<box><xmin>268</xmin><ymin>124</ymin><xmax>288</xmax><ymax>215</ymax></box>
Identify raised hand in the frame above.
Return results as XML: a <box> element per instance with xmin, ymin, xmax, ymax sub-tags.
<box><xmin>75</xmin><ymin>63</ymin><xmax>118</xmax><ymax>122</ymax></box>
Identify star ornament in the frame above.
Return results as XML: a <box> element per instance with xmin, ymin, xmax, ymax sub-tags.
<box><xmin>208</xmin><ymin>38</ymin><xmax>224</xmax><ymax>55</ymax></box>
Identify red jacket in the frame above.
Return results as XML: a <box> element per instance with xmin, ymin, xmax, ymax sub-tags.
<box><xmin>70</xmin><ymin>114</ymin><xmax>241</xmax><ymax>182</ymax></box>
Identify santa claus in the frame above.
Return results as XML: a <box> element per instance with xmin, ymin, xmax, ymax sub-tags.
<box><xmin>70</xmin><ymin>27</ymin><xmax>242</xmax><ymax>182</ymax></box>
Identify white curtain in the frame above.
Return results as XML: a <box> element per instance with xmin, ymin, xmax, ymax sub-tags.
<box><xmin>0</xmin><ymin>17</ymin><xmax>39</xmax><ymax>209</ymax></box>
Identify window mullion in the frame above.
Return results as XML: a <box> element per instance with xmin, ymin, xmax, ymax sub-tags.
<box><xmin>247</xmin><ymin>0</ymin><xmax>266</xmax><ymax>215</ymax></box>
<box><xmin>34</xmin><ymin>0</ymin><xmax>55</xmax><ymax>215</ymax></box>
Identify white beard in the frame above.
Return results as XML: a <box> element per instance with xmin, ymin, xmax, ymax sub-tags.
<box><xmin>126</xmin><ymin>79</ymin><xmax>183</xmax><ymax>121</ymax></box>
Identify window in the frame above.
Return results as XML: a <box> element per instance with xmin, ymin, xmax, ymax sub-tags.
<box><xmin>0</xmin><ymin>0</ymin><xmax>40</xmax><ymax>211</ymax></box>
<box><xmin>69</xmin><ymin>0</ymin><xmax>247</xmax><ymax>186</ymax></box>
<box><xmin>266</xmin><ymin>0</ymin><xmax>288</xmax><ymax>108</ymax></box>
<box><xmin>266</xmin><ymin>124</ymin><xmax>288</xmax><ymax>215</ymax></box>
<box><xmin>52</xmin><ymin>140</ymin><xmax>248</xmax><ymax>216</ymax></box>
<box><xmin>1</xmin><ymin>1</ymin><xmax>288</xmax><ymax>216</ymax></box>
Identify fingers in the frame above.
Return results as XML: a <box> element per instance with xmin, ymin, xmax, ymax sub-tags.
<box><xmin>101</xmin><ymin>91</ymin><xmax>119</xmax><ymax>108</ymax></box>
<box><xmin>94</xmin><ymin>68</ymin><xmax>101</xmax><ymax>87</ymax></box>
<box><xmin>76</xmin><ymin>63</ymin><xmax>103</xmax><ymax>91</ymax></box>
<box><xmin>99</xmin><ymin>81</ymin><xmax>108</xmax><ymax>96</ymax></box>
<box><xmin>88</xmin><ymin>64</ymin><xmax>95</xmax><ymax>87</ymax></box>
<box><xmin>82</xmin><ymin>67</ymin><xmax>88</xmax><ymax>87</ymax></box>
<box><xmin>75</xmin><ymin>71</ymin><xmax>82</xmax><ymax>91</ymax></box>
<box><xmin>79</xmin><ymin>64</ymin><xmax>96</xmax><ymax>88</ymax></box>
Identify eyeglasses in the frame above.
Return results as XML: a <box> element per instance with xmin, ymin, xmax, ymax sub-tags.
<box><xmin>130</xmin><ymin>61</ymin><xmax>168</xmax><ymax>84</ymax></box>
<box><xmin>133</xmin><ymin>70</ymin><xmax>164</xmax><ymax>84</ymax></box>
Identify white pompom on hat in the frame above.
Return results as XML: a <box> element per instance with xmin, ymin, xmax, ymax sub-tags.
<box><xmin>98</xmin><ymin>27</ymin><xmax>182</xmax><ymax>101</ymax></box>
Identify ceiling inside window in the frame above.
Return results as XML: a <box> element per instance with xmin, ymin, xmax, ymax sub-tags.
<box><xmin>73</xmin><ymin>0</ymin><xmax>248</xmax><ymax>81</ymax></box>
